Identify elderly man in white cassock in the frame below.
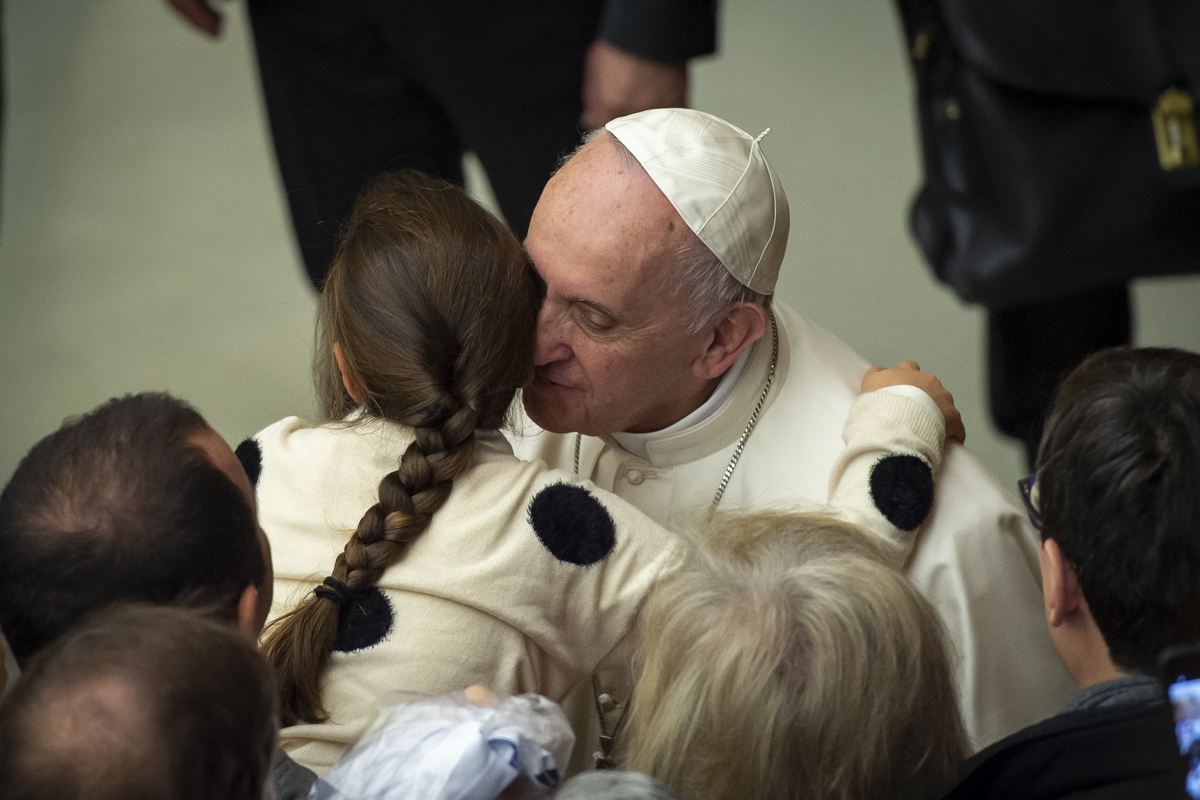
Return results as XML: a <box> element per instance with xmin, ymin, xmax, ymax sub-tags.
<box><xmin>510</xmin><ymin>107</ymin><xmax>1076</xmax><ymax>759</ymax></box>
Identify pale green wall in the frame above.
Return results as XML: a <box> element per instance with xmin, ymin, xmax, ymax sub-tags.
<box><xmin>2</xmin><ymin>0</ymin><xmax>1199</xmax><ymax>497</ymax></box>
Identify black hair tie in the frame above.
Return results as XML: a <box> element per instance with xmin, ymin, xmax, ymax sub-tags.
<box><xmin>314</xmin><ymin>576</ymin><xmax>354</xmax><ymax>607</ymax></box>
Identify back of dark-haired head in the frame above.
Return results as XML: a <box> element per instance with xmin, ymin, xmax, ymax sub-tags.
<box><xmin>0</xmin><ymin>603</ymin><xmax>277</xmax><ymax>800</ymax></box>
<box><xmin>0</xmin><ymin>392</ymin><xmax>265</xmax><ymax>666</ymax></box>
<box><xmin>262</xmin><ymin>170</ymin><xmax>541</xmax><ymax>725</ymax></box>
<box><xmin>1037</xmin><ymin>346</ymin><xmax>1200</xmax><ymax>674</ymax></box>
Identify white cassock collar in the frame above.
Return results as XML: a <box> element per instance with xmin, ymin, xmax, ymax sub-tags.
<box><xmin>610</xmin><ymin>345</ymin><xmax>754</xmax><ymax>461</ymax></box>
<box><xmin>598</xmin><ymin>306</ymin><xmax>792</xmax><ymax>471</ymax></box>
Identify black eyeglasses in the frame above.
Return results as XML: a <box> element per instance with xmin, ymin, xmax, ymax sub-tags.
<box><xmin>1018</xmin><ymin>473</ymin><xmax>1042</xmax><ymax>531</ymax></box>
<box><xmin>1017</xmin><ymin>473</ymin><xmax>1084</xmax><ymax>578</ymax></box>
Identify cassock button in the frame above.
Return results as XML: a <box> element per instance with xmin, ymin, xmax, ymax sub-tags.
<box><xmin>597</xmin><ymin>693</ymin><xmax>617</xmax><ymax>712</ymax></box>
<box><xmin>626</xmin><ymin>469</ymin><xmax>645</xmax><ymax>485</ymax></box>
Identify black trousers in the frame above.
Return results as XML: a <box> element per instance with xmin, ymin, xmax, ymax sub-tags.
<box><xmin>988</xmin><ymin>283</ymin><xmax>1132</xmax><ymax>467</ymax></box>
<box><xmin>247</xmin><ymin>0</ymin><xmax>603</xmax><ymax>289</ymax></box>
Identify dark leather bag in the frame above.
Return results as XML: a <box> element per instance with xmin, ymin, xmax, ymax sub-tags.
<box><xmin>897</xmin><ymin>0</ymin><xmax>1200</xmax><ymax>309</ymax></box>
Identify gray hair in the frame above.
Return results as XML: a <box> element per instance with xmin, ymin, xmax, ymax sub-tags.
<box><xmin>558</xmin><ymin>131</ymin><xmax>769</xmax><ymax>334</ymax></box>
<box><xmin>554</xmin><ymin>770</ymin><xmax>680</xmax><ymax>800</ymax></box>
<box><xmin>674</xmin><ymin>236</ymin><xmax>769</xmax><ymax>334</ymax></box>
<box><xmin>623</xmin><ymin>511</ymin><xmax>968</xmax><ymax>800</ymax></box>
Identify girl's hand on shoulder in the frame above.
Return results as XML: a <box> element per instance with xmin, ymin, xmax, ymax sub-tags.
<box><xmin>862</xmin><ymin>360</ymin><xmax>966</xmax><ymax>444</ymax></box>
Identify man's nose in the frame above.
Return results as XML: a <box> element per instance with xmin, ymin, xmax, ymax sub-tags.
<box><xmin>533</xmin><ymin>306</ymin><xmax>572</xmax><ymax>367</ymax></box>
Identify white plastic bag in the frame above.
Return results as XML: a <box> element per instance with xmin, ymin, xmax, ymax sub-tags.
<box><xmin>309</xmin><ymin>691</ymin><xmax>575</xmax><ymax>800</ymax></box>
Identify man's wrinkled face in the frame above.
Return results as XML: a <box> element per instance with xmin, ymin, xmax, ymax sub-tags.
<box><xmin>523</xmin><ymin>138</ymin><xmax>713</xmax><ymax>436</ymax></box>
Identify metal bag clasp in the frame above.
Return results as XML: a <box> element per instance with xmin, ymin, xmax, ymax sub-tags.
<box><xmin>1152</xmin><ymin>88</ymin><xmax>1200</xmax><ymax>171</ymax></box>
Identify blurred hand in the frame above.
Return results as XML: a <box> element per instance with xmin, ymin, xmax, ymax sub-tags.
<box><xmin>861</xmin><ymin>360</ymin><xmax>966</xmax><ymax>444</ymax></box>
<box><xmin>464</xmin><ymin>684</ymin><xmax>499</xmax><ymax>707</ymax></box>
<box><xmin>167</xmin><ymin>0</ymin><xmax>223</xmax><ymax>37</ymax></box>
<box><xmin>580</xmin><ymin>40</ymin><xmax>688</xmax><ymax>130</ymax></box>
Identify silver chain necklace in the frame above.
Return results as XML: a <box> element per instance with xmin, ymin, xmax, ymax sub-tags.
<box><xmin>573</xmin><ymin>309</ymin><xmax>779</xmax><ymax>510</ymax></box>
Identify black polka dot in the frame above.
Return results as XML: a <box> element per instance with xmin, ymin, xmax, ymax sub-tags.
<box><xmin>235</xmin><ymin>437</ymin><xmax>262</xmax><ymax>488</ymax></box>
<box><xmin>869</xmin><ymin>454</ymin><xmax>935</xmax><ymax>532</ymax></box>
<box><xmin>528</xmin><ymin>483</ymin><xmax>617</xmax><ymax>566</ymax></box>
<box><xmin>334</xmin><ymin>587</ymin><xmax>394</xmax><ymax>653</ymax></box>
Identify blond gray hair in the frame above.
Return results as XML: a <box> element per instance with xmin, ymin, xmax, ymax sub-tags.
<box><xmin>555</xmin><ymin>770</ymin><xmax>679</xmax><ymax>799</ymax></box>
<box><xmin>623</xmin><ymin>511</ymin><xmax>967</xmax><ymax>800</ymax></box>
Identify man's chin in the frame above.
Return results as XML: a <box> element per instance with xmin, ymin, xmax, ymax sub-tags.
<box><xmin>522</xmin><ymin>384</ymin><xmax>581</xmax><ymax>435</ymax></box>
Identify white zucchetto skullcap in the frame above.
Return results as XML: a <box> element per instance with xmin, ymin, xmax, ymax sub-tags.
<box><xmin>605</xmin><ymin>108</ymin><xmax>790</xmax><ymax>295</ymax></box>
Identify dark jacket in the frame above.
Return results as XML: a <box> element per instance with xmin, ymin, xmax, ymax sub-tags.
<box><xmin>272</xmin><ymin>747</ymin><xmax>317</xmax><ymax>800</ymax></box>
<box><xmin>941</xmin><ymin>702</ymin><xmax>1188</xmax><ymax>800</ymax></box>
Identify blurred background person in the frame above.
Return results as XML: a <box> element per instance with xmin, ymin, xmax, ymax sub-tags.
<box><xmin>0</xmin><ymin>603</ymin><xmax>278</xmax><ymax>800</ymax></box>
<box><xmin>621</xmin><ymin>511</ymin><xmax>968</xmax><ymax>800</ymax></box>
<box><xmin>895</xmin><ymin>0</ymin><xmax>1200</xmax><ymax>466</ymax></box>
<box><xmin>167</xmin><ymin>0</ymin><xmax>716</xmax><ymax>288</ymax></box>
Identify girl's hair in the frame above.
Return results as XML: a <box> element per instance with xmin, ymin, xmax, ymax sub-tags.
<box><xmin>262</xmin><ymin>171</ymin><xmax>541</xmax><ymax>725</ymax></box>
<box><xmin>624</xmin><ymin>511</ymin><xmax>968</xmax><ymax>800</ymax></box>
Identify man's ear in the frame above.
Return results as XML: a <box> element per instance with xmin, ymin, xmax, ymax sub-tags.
<box><xmin>692</xmin><ymin>302</ymin><xmax>769</xmax><ymax>381</ymax></box>
<box><xmin>1041</xmin><ymin>538</ymin><xmax>1083</xmax><ymax>628</ymax></box>
<box><xmin>333</xmin><ymin>342</ymin><xmax>364</xmax><ymax>405</ymax></box>
<box><xmin>236</xmin><ymin>584</ymin><xmax>262</xmax><ymax>643</ymax></box>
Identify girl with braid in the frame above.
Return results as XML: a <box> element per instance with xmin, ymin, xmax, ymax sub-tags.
<box><xmin>250</xmin><ymin>172</ymin><xmax>679</xmax><ymax>775</ymax></box>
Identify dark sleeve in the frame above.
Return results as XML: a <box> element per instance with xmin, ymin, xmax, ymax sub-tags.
<box><xmin>271</xmin><ymin>747</ymin><xmax>318</xmax><ymax>800</ymax></box>
<box><xmin>597</xmin><ymin>0</ymin><xmax>719</xmax><ymax>63</ymax></box>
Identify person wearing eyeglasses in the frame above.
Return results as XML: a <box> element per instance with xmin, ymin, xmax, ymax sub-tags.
<box><xmin>942</xmin><ymin>346</ymin><xmax>1200</xmax><ymax>800</ymax></box>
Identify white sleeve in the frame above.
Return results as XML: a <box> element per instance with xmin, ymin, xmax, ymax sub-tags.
<box><xmin>876</xmin><ymin>384</ymin><xmax>942</xmax><ymax>419</ymax></box>
<box><xmin>826</xmin><ymin>390</ymin><xmax>946</xmax><ymax>565</ymax></box>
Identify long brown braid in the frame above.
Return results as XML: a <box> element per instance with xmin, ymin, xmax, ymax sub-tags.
<box><xmin>261</xmin><ymin>171</ymin><xmax>541</xmax><ymax>725</ymax></box>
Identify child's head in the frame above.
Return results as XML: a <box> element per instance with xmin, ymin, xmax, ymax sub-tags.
<box><xmin>265</xmin><ymin>172</ymin><xmax>541</xmax><ymax>726</ymax></box>
<box><xmin>624</xmin><ymin>511</ymin><xmax>967</xmax><ymax>800</ymax></box>
<box><xmin>1036</xmin><ymin>346</ymin><xmax>1200</xmax><ymax>675</ymax></box>
<box><xmin>318</xmin><ymin>170</ymin><xmax>540</xmax><ymax>431</ymax></box>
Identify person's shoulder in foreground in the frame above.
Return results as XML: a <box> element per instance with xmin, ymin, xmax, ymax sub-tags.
<box><xmin>943</xmin><ymin>346</ymin><xmax>1200</xmax><ymax>800</ymax></box>
<box><xmin>944</xmin><ymin>699</ymin><xmax>1181</xmax><ymax>800</ymax></box>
